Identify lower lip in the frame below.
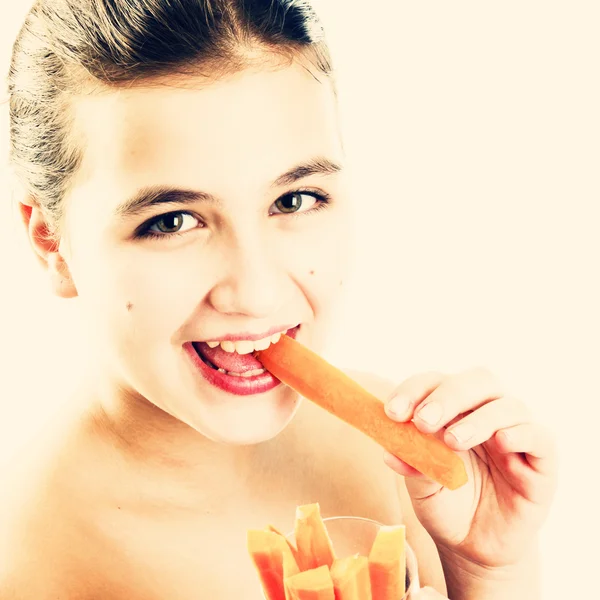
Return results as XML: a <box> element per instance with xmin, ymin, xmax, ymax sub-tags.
<box><xmin>184</xmin><ymin>326</ymin><xmax>300</xmax><ymax>397</ymax></box>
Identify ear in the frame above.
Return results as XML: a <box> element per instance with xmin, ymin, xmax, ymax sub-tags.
<box><xmin>19</xmin><ymin>199</ymin><xmax>78</xmax><ymax>299</ymax></box>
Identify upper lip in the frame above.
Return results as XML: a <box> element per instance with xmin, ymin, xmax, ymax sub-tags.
<box><xmin>200</xmin><ymin>324</ymin><xmax>299</xmax><ymax>343</ymax></box>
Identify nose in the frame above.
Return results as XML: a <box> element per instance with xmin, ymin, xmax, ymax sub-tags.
<box><xmin>207</xmin><ymin>232</ymin><xmax>285</xmax><ymax>319</ymax></box>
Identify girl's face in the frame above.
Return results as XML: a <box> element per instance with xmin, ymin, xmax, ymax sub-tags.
<box><xmin>59</xmin><ymin>62</ymin><xmax>351</xmax><ymax>444</ymax></box>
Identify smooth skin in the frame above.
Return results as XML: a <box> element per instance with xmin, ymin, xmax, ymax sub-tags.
<box><xmin>1</xmin><ymin>56</ymin><xmax>556</xmax><ymax>600</ymax></box>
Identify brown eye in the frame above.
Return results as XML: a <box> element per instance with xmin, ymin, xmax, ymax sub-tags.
<box><xmin>272</xmin><ymin>192</ymin><xmax>318</xmax><ymax>214</ymax></box>
<box><xmin>149</xmin><ymin>212</ymin><xmax>199</xmax><ymax>235</ymax></box>
<box><xmin>156</xmin><ymin>214</ymin><xmax>184</xmax><ymax>233</ymax></box>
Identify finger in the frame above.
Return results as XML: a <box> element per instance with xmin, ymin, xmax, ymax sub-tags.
<box><xmin>487</xmin><ymin>423</ymin><xmax>557</xmax><ymax>504</ymax></box>
<box><xmin>383</xmin><ymin>450</ymin><xmax>430</xmax><ymax>479</ymax></box>
<box><xmin>494</xmin><ymin>422</ymin><xmax>557</xmax><ymax>476</ymax></box>
<box><xmin>385</xmin><ymin>371</ymin><xmax>445</xmax><ymax>422</ymax></box>
<box><xmin>442</xmin><ymin>396</ymin><xmax>531</xmax><ymax>451</ymax></box>
<box><xmin>411</xmin><ymin>367</ymin><xmax>504</xmax><ymax>433</ymax></box>
<box><xmin>496</xmin><ymin>451</ymin><xmax>556</xmax><ymax>505</ymax></box>
<box><xmin>383</xmin><ymin>450</ymin><xmax>445</xmax><ymax>500</ymax></box>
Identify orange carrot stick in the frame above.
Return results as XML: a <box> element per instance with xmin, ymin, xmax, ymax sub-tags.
<box><xmin>368</xmin><ymin>525</ymin><xmax>406</xmax><ymax>600</ymax></box>
<box><xmin>293</xmin><ymin>503</ymin><xmax>336</xmax><ymax>571</ymax></box>
<box><xmin>284</xmin><ymin>565</ymin><xmax>336</xmax><ymax>600</ymax></box>
<box><xmin>330</xmin><ymin>555</ymin><xmax>372</xmax><ymax>600</ymax></box>
<box><xmin>255</xmin><ymin>335</ymin><xmax>467</xmax><ymax>490</ymax></box>
<box><xmin>267</xmin><ymin>524</ymin><xmax>302</xmax><ymax>565</ymax></box>
<box><xmin>248</xmin><ymin>529</ymin><xmax>300</xmax><ymax>600</ymax></box>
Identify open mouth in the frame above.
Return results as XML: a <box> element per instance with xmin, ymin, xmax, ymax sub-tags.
<box><xmin>194</xmin><ymin>351</ymin><xmax>267</xmax><ymax>378</ymax></box>
<box><xmin>185</xmin><ymin>325</ymin><xmax>301</xmax><ymax>396</ymax></box>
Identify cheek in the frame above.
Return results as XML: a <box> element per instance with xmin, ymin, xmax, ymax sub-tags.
<box><xmin>114</xmin><ymin>252</ymin><xmax>209</xmax><ymax>329</ymax></box>
<box><xmin>75</xmin><ymin>247</ymin><xmax>211</xmax><ymax>349</ymax></box>
<box><xmin>286</xmin><ymin>216</ymin><xmax>352</xmax><ymax>308</ymax></box>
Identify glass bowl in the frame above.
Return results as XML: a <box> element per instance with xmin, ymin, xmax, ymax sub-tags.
<box><xmin>260</xmin><ymin>515</ymin><xmax>420</xmax><ymax>599</ymax></box>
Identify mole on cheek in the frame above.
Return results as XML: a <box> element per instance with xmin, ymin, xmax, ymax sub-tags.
<box><xmin>309</xmin><ymin>270</ymin><xmax>315</xmax><ymax>275</ymax></box>
<box><xmin>126</xmin><ymin>302</ymin><xmax>134</xmax><ymax>311</ymax></box>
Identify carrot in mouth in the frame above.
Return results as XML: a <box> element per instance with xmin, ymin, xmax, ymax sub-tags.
<box><xmin>255</xmin><ymin>335</ymin><xmax>467</xmax><ymax>491</ymax></box>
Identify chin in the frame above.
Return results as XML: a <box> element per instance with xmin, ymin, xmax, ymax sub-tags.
<box><xmin>183</xmin><ymin>385</ymin><xmax>302</xmax><ymax>446</ymax></box>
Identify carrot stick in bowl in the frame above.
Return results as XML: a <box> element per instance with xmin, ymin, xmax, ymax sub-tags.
<box><xmin>255</xmin><ymin>335</ymin><xmax>467</xmax><ymax>491</ymax></box>
<box><xmin>248</xmin><ymin>529</ymin><xmax>300</xmax><ymax>600</ymax></box>
<box><xmin>368</xmin><ymin>525</ymin><xmax>406</xmax><ymax>600</ymax></box>
<box><xmin>284</xmin><ymin>565</ymin><xmax>336</xmax><ymax>600</ymax></box>
<box><xmin>330</xmin><ymin>555</ymin><xmax>372</xmax><ymax>600</ymax></box>
<box><xmin>293</xmin><ymin>503</ymin><xmax>336</xmax><ymax>571</ymax></box>
<box><xmin>266</xmin><ymin>524</ymin><xmax>301</xmax><ymax>565</ymax></box>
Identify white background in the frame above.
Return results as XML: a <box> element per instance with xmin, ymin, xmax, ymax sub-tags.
<box><xmin>1</xmin><ymin>2</ymin><xmax>598</xmax><ymax>598</ymax></box>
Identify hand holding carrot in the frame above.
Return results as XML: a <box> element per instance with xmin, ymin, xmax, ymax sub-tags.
<box><xmin>256</xmin><ymin>336</ymin><xmax>467</xmax><ymax>490</ymax></box>
<box><xmin>383</xmin><ymin>369</ymin><xmax>557</xmax><ymax>578</ymax></box>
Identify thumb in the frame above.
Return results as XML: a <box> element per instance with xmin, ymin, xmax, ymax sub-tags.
<box><xmin>414</xmin><ymin>586</ymin><xmax>450</xmax><ymax>599</ymax></box>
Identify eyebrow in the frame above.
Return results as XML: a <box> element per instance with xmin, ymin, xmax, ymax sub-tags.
<box><xmin>115</xmin><ymin>156</ymin><xmax>343</xmax><ymax>218</ymax></box>
<box><xmin>271</xmin><ymin>157</ymin><xmax>342</xmax><ymax>188</ymax></box>
<box><xmin>115</xmin><ymin>186</ymin><xmax>216</xmax><ymax>219</ymax></box>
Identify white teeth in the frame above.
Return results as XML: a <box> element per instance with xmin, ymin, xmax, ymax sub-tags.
<box><xmin>253</xmin><ymin>336</ymin><xmax>272</xmax><ymax>351</ymax></box>
<box><xmin>234</xmin><ymin>340</ymin><xmax>255</xmax><ymax>355</ymax></box>
<box><xmin>220</xmin><ymin>340</ymin><xmax>236</xmax><ymax>353</ymax></box>
<box><xmin>212</xmin><ymin>330</ymin><xmax>289</xmax><ymax>354</ymax></box>
<box><xmin>240</xmin><ymin>369</ymin><xmax>266</xmax><ymax>378</ymax></box>
<box><xmin>224</xmin><ymin>368</ymin><xmax>266</xmax><ymax>378</ymax></box>
<box><xmin>217</xmin><ymin>368</ymin><xmax>227</xmax><ymax>373</ymax></box>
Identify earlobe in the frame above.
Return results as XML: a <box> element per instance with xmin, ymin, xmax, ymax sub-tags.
<box><xmin>48</xmin><ymin>253</ymin><xmax>78</xmax><ymax>299</ymax></box>
<box><xmin>20</xmin><ymin>200</ymin><xmax>78</xmax><ymax>299</ymax></box>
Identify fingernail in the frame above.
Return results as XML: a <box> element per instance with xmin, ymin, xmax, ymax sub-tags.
<box><xmin>448</xmin><ymin>422</ymin><xmax>475</xmax><ymax>444</ymax></box>
<box><xmin>416</xmin><ymin>402</ymin><xmax>442</xmax><ymax>426</ymax></box>
<box><xmin>386</xmin><ymin>395</ymin><xmax>411</xmax><ymax>420</ymax></box>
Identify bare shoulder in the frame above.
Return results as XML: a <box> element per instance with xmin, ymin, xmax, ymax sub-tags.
<box><xmin>0</xmin><ymin>454</ymin><xmax>64</xmax><ymax>597</ymax></box>
<box><xmin>0</xmin><ymin>421</ymin><xmax>110</xmax><ymax>599</ymax></box>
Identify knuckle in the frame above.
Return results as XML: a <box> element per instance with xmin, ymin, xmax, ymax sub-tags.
<box><xmin>396</xmin><ymin>371</ymin><xmax>445</xmax><ymax>399</ymax></box>
<box><xmin>414</xmin><ymin>370</ymin><xmax>446</xmax><ymax>388</ymax></box>
<box><xmin>470</xmin><ymin>365</ymin><xmax>495</xmax><ymax>382</ymax></box>
<box><xmin>502</xmin><ymin>395</ymin><xmax>531</xmax><ymax>417</ymax></box>
<box><xmin>440</xmin><ymin>371</ymin><xmax>464</xmax><ymax>392</ymax></box>
<box><xmin>469</xmin><ymin>365</ymin><xmax>504</xmax><ymax>395</ymax></box>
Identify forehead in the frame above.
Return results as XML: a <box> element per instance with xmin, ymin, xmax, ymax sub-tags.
<box><xmin>70</xmin><ymin>64</ymin><xmax>342</xmax><ymax>208</ymax></box>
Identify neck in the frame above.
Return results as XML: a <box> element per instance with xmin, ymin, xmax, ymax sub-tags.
<box><xmin>78</xmin><ymin>368</ymin><xmax>261</xmax><ymax>511</ymax></box>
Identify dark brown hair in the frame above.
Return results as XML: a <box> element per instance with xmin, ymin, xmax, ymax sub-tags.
<box><xmin>7</xmin><ymin>0</ymin><xmax>333</xmax><ymax>240</ymax></box>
